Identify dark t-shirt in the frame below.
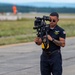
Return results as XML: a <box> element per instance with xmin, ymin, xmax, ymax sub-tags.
<box><xmin>42</xmin><ymin>25</ymin><xmax>66</xmax><ymax>52</ymax></box>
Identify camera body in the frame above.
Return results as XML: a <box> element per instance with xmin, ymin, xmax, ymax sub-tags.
<box><xmin>33</xmin><ymin>16</ymin><xmax>50</xmax><ymax>38</ymax></box>
<box><xmin>33</xmin><ymin>16</ymin><xmax>50</xmax><ymax>49</ymax></box>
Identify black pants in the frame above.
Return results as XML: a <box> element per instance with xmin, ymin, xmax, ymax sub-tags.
<box><xmin>40</xmin><ymin>51</ymin><xmax>62</xmax><ymax>75</ymax></box>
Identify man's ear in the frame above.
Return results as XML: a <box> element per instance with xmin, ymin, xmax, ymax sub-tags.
<box><xmin>57</xmin><ymin>18</ymin><xmax>59</xmax><ymax>22</ymax></box>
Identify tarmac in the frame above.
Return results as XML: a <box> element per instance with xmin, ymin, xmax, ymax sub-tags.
<box><xmin>0</xmin><ymin>37</ymin><xmax>75</xmax><ymax>75</ymax></box>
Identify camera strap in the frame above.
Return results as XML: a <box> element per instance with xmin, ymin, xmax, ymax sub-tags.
<box><xmin>41</xmin><ymin>37</ymin><xmax>49</xmax><ymax>49</ymax></box>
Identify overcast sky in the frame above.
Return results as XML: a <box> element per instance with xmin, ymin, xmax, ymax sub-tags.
<box><xmin>0</xmin><ymin>0</ymin><xmax>75</xmax><ymax>4</ymax></box>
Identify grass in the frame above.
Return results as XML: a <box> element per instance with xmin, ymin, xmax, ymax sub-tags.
<box><xmin>0</xmin><ymin>18</ymin><xmax>75</xmax><ymax>45</ymax></box>
<box><xmin>0</xmin><ymin>19</ymin><xmax>34</xmax><ymax>36</ymax></box>
<box><xmin>58</xmin><ymin>19</ymin><xmax>75</xmax><ymax>37</ymax></box>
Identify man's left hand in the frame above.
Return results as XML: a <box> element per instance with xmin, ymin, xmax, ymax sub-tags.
<box><xmin>47</xmin><ymin>35</ymin><xmax>53</xmax><ymax>41</ymax></box>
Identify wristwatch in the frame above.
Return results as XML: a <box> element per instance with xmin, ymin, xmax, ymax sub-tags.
<box><xmin>52</xmin><ymin>38</ymin><xmax>55</xmax><ymax>42</ymax></box>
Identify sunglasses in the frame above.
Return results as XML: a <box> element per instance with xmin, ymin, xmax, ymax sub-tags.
<box><xmin>50</xmin><ymin>19</ymin><xmax>56</xmax><ymax>22</ymax></box>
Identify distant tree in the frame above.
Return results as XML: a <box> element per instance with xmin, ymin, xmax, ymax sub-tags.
<box><xmin>0</xmin><ymin>3</ymin><xmax>75</xmax><ymax>13</ymax></box>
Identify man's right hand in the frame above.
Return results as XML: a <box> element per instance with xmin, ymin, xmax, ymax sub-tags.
<box><xmin>34</xmin><ymin>37</ymin><xmax>42</xmax><ymax>45</ymax></box>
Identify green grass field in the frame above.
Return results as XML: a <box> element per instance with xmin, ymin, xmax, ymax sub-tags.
<box><xmin>0</xmin><ymin>18</ymin><xmax>75</xmax><ymax>45</ymax></box>
<box><xmin>58</xmin><ymin>19</ymin><xmax>75</xmax><ymax>37</ymax></box>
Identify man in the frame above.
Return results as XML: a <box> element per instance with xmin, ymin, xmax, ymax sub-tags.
<box><xmin>34</xmin><ymin>12</ymin><xmax>66</xmax><ymax>75</ymax></box>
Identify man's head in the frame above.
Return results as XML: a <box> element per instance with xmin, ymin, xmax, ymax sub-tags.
<box><xmin>50</xmin><ymin>12</ymin><xmax>59</xmax><ymax>28</ymax></box>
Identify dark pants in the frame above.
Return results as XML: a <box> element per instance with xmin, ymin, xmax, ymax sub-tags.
<box><xmin>40</xmin><ymin>50</ymin><xmax>62</xmax><ymax>75</ymax></box>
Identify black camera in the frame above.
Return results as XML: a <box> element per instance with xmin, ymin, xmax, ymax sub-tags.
<box><xmin>33</xmin><ymin>16</ymin><xmax>50</xmax><ymax>49</ymax></box>
<box><xmin>33</xmin><ymin>16</ymin><xmax>50</xmax><ymax>38</ymax></box>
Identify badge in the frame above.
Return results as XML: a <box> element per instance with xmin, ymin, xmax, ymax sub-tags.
<box><xmin>54</xmin><ymin>30</ymin><xmax>59</xmax><ymax>35</ymax></box>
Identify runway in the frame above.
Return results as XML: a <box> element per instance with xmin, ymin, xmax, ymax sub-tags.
<box><xmin>0</xmin><ymin>37</ymin><xmax>75</xmax><ymax>75</ymax></box>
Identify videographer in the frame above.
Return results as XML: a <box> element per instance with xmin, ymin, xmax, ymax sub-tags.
<box><xmin>34</xmin><ymin>12</ymin><xmax>66</xmax><ymax>75</ymax></box>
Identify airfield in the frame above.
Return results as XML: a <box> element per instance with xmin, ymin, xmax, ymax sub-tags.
<box><xmin>0</xmin><ymin>13</ymin><xmax>75</xmax><ymax>75</ymax></box>
<box><xmin>0</xmin><ymin>37</ymin><xmax>75</xmax><ymax>75</ymax></box>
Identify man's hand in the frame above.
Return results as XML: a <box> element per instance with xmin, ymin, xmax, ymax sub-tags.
<box><xmin>47</xmin><ymin>35</ymin><xmax>53</xmax><ymax>41</ymax></box>
<box><xmin>34</xmin><ymin>37</ymin><xmax>42</xmax><ymax>45</ymax></box>
<box><xmin>47</xmin><ymin>35</ymin><xmax>65</xmax><ymax>47</ymax></box>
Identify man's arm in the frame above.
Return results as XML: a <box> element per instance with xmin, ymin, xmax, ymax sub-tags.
<box><xmin>52</xmin><ymin>37</ymin><xmax>65</xmax><ymax>47</ymax></box>
<box><xmin>47</xmin><ymin>35</ymin><xmax>65</xmax><ymax>47</ymax></box>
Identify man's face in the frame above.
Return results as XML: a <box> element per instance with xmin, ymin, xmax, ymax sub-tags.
<box><xmin>50</xmin><ymin>16</ymin><xmax>59</xmax><ymax>27</ymax></box>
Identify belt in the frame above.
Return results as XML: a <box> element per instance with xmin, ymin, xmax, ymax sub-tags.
<box><xmin>44</xmin><ymin>50</ymin><xmax>60</xmax><ymax>56</ymax></box>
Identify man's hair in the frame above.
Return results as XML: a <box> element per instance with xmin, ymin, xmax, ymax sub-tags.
<box><xmin>50</xmin><ymin>12</ymin><xmax>59</xmax><ymax>18</ymax></box>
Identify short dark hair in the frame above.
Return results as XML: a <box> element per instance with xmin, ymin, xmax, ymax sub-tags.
<box><xmin>50</xmin><ymin>12</ymin><xmax>59</xmax><ymax>18</ymax></box>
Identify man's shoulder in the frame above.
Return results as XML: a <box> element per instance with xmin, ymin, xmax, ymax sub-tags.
<box><xmin>56</xmin><ymin>25</ymin><xmax>65</xmax><ymax>31</ymax></box>
<box><xmin>56</xmin><ymin>25</ymin><xmax>66</xmax><ymax>35</ymax></box>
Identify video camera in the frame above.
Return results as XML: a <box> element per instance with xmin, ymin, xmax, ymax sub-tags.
<box><xmin>33</xmin><ymin>16</ymin><xmax>50</xmax><ymax>49</ymax></box>
<box><xmin>33</xmin><ymin>16</ymin><xmax>50</xmax><ymax>38</ymax></box>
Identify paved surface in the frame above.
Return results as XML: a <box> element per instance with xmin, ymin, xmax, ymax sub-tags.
<box><xmin>0</xmin><ymin>37</ymin><xmax>75</xmax><ymax>75</ymax></box>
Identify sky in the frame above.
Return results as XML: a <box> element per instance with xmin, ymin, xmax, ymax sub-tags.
<box><xmin>0</xmin><ymin>0</ymin><xmax>75</xmax><ymax>4</ymax></box>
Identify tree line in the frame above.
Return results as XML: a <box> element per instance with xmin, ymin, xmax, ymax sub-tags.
<box><xmin>0</xmin><ymin>4</ymin><xmax>75</xmax><ymax>13</ymax></box>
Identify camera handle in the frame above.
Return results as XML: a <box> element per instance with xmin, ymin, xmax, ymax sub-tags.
<box><xmin>42</xmin><ymin>30</ymin><xmax>49</xmax><ymax>50</ymax></box>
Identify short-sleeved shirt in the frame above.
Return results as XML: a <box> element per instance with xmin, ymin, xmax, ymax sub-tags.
<box><xmin>42</xmin><ymin>25</ymin><xmax>66</xmax><ymax>52</ymax></box>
